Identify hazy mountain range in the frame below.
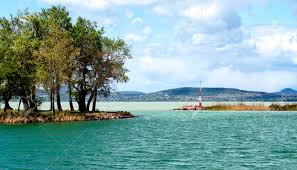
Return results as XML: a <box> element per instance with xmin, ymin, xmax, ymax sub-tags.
<box><xmin>38</xmin><ymin>87</ymin><xmax>297</xmax><ymax>102</ymax></box>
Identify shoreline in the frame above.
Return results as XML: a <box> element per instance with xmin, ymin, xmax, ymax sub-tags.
<box><xmin>0</xmin><ymin>111</ymin><xmax>135</xmax><ymax>124</ymax></box>
<box><xmin>203</xmin><ymin>104</ymin><xmax>269</xmax><ymax>111</ymax></box>
<box><xmin>175</xmin><ymin>103</ymin><xmax>297</xmax><ymax>111</ymax></box>
<box><xmin>204</xmin><ymin>103</ymin><xmax>297</xmax><ymax>111</ymax></box>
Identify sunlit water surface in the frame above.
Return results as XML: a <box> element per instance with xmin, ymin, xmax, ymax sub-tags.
<box><xmin>1</xmin><ymin>102</ymin><xmax>297</xmax><ymax>169</ymax></box>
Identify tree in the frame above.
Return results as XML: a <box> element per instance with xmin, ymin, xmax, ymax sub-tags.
<box><xmin>0</xmin><ymin>15</ymin><xmax>38</xmax><ymax>113</ymax></box>
<box><xmin>0</xmin><ymin>17</ymin><xmax>15</xmax><ymax>111</ymax></box>
<box><xmin>35</xmin><ymin>6</ymin><xmax>77</xmax><ymax>113</ymax></box>
<box><xmin>72</xmin><ymin>18</ymin><xmax>131</xmax><ymax>112</ymax></box>
<box><xmin>87</xmin><ymin>37</ymin><xmax>131</xmax><ymax>112</ymax></box>
<box><xmin>0</xmin><ymin>6</ymin><xmax>131</xmax><ymax>113</ymax></box>
<box><xmin>71</xmin><ymin>17</ymin><xmax>101</xmax><ymax>112</ymax></box>
<box><xmin>35</xmin><ymin>26</ymin><xmax>77</xmax><ymax>113</ymax></box>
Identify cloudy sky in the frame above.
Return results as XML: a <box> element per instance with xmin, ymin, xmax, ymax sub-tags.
<box><xmin>2</xmin><ymin>0</ymin><xmax>297</xmax><ymax>92</ymax></box>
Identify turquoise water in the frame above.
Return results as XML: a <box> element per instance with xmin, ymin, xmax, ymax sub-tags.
<box><xmin>1</xmin><ymin>103</ymin><xmax>297</xmax><ymax>169</ymax></box>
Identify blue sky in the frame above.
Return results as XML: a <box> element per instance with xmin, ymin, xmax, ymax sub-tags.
<box><xmin>2</xmin><ymin>0</ymin><xmax>297</xmax><ymax>92</ymax></box>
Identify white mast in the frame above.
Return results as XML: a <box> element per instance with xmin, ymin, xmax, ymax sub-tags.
<box><xmin>198</xmin><ymin>81</ymin><xmax>202</xmax><ymax>110</ymax></box>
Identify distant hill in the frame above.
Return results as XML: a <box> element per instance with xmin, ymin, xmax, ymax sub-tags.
<box><xmin>279</xmin><ymin>88</ymin><xmax>297</xmax><ymax>95</ymax></box>
<box><xmin>134</xmin><ymin>87</ymin><xmax>274</xmax><ymax>102</ymax></box>
<box><xmin>156</xmin><ymin>87</ymin><xmax>263</xmax><ymax>96</ymax></box>
<box><xmin>116</xmin><ymin>91</ymin><xmax>145</xmax><ymax>97</ymax></box>
<box><xmin>97</xmin><ymin>87</ymin><xmax>297</xmax><ymax>102</ymax></box>
<box><xmin>37</xmin><ymin>87</ymin><xmax>297</xmax><ymax>102</ymax></box>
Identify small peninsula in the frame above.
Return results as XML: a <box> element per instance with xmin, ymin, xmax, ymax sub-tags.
<box><xmin>0</xmin><ymin>5</ymin><xmax>133</xmax><ymax>124</ymax></box>
<box><xmin>0</xmin><ymin>111</ymin><xmax>134</xmax><ymax>124</ymax></box>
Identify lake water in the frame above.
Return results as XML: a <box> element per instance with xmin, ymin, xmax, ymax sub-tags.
<box><xmin>1</xmin><ymin>102</ymin><xmax>297</xmax><ymax>169</ymax></box>
<box><xmin>5</xmin><ymin>101</ymin><xmax>291</xmax><ymax>111</ymax></box>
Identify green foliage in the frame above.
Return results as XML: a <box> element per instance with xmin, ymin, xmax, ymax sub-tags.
<box><xmin>70</xmin><ymin>17</ymin><xmax>131</xmax><ymax>112</ymax></box>
<box><xmin>0</xmin><ymin>15</ymin><xmax>37</xmax><ymax>101</ymax></box>
<box><xmin>0</xmin><ymin>5</ymin><xmax>132</xmax><ymax>113</ymax></box>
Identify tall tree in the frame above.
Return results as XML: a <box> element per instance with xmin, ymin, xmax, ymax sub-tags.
<box><xmin>87</xmin><ymin>37</ymin><xmax>131</xmax><ymax>112</ymax></box>
<box><xmin>72</xmin><ymin>18</ymin><xmax>131</xmax><ymax>112</ymax></box>
<box><xmin>71</xmin><ymin>17</ymin><xmax>101</xmax><ymax>112</ymax></box>
<box><xmin>0</xmin><ymin>17</ymin><xmax>14</xmax><ymax>111</ymax></box>
<box><xmin>35</xmin><ymin>6</ymin><xmax>76</xmax><ymax>112</ymax></box>
<box><xmin>0</xmin><ymin>15</ymin><xmax>38</xmax><ymax>113</ymax></box>
<box><xmin>35</xmin><ymin>26</ymin><xmax>77</xmax><ymax>113</ymax></box>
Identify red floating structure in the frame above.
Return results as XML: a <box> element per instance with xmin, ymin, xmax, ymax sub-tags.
<box><xmin>174</xmin><ymin>81</ymin><xmax>203</xmax><ymax>111</ymax></box>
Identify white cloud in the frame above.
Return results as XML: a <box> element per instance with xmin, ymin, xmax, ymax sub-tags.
<box><xmin>192</xmin><ymin>33</ymin><xmax>207</xmax><ymax>45</ymax></box>
<box><xmin>118</xmin><ymin>55</ymin><xmax>194</xmax><ymax>92</ymax></box>
<box><xmin>124</xmin><ymin>54</ymin><xmax>297</xmax><ymax>92</ymax></box>
<box><xmin>149</xmin><ymin>22</ymin><xmax>297</xmax><ymax>92</ymax></box>
<box><xmin>131</xmin><ymin>17</ymin><xmax>143</xmax><ymax>25</ymax></box>
<box><xmin>143</xmin><ymin>26</ymin><xmax>152</xmax><ymax>35</ymax></box>
<box><xmin>97</xmin><ymin>17</ymin><xmax>116</xmax><ymax>26</ymax></box>
<box><xmin>125</xmin><ymin>33</ymin><xmax>145</xmax><ymax>42</ymax></box>
<box><xmin>125</xmin><ymin>26</ymin><xmax>151</xmax><ymax>43</ymax></box>
<box><xmin>247</xmin><ymin>26</ymin><xmax>297</xmax><ymax>57</ymax></box>
<box><xmin>40</xmin><ymin>0</ymin><xmax>297</xmax><ymax>92</ymax></box>
<box><xmin>125</xmin><ymin>11</ymin><xmax>134</xmax><ymax>18</ymax></box>
<box><xmin>139</xmin><ymin>56</ymin><xmax>186</xmax><ymax>75</ymax></box>
<box><xmin>206</xmin><ymin>66</ymin><xmax>297</xmax><ymax>92</ymax></box>
<box><xmin>152</xmin><ymin>5</ymin><xmax>171</xmax><ymax>16</ymax></box>
<box><xmin>42</xmin><ymin>0</ymin><xmax>110</xmax><ymax>10</ymax></box>
<box><xmin>293</xmin><ymin>56</ymin><xmax>297</xmax><ymax>64</ymax></box>
<box><xmin>111</xmin><ymin>0</ymin><xmax>158</xmax><ymax>5</ymax></box>
<box><xmin>42</xmin><ymin>0</ymin><xmax>158</xmax><ymax>10</ymax></box>
<box><xmin>183</xmin><ymin>2</ymin><xmax>219</xmax><ymax>21</ymax></box>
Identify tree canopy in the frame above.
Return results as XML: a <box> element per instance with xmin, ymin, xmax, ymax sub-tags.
<box><xmin>0</xmin><ymin>6</ymin><xmax>131</xmax><ymax>113</ymax></box>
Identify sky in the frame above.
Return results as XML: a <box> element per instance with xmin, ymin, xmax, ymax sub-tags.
<box><xmin>2</xmin><ymin>0</ymin><xmax>297</xmax><ymax>93</ymax></box>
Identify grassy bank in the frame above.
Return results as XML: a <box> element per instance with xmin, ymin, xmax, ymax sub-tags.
<box><xmin>204</xmin><ymin>104</ymin><xmax>270</xmax><ymax>111</ymax></box>
<box><xmin>204</xmin><ymin>103</ymin><xmax>297</xmax><ymax>111</ymax></box>
<box><xmin>0</xmin><ymin>111</ymin><xmax>134</xmax><ymax>124</ymax></box>
<box><xmin>269</xmin><ymin>104</ymin><xmax>297</xmax><ymax>111</ymax></box>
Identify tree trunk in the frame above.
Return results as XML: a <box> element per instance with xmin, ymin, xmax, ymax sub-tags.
<box><xmin>3</xmin><ymin>95</ymin><xmax>12</xmax><ymax>112</ymax></box>
<box><xmin>92</xmin><ymin>90</ymin><xmax>97</xmax><ymax>112</ymax></box>
<box><xmin>77</xmin><ymin>91</ymin><xmax>87</xmax><ymax>113</ymax></box>
<box><xmin>68</xmin><ymin>83</ymin><xmax>74</xmax><ymax>111</ymax></box>
<box><xmin>87</xmin><ymin>85</ymin><xmax>98</xmax><ymax>112</ymax></box>
<box><xmin>50</xmin><ymin>87</ymin><xmax>55</xmax><ymax>114</ymax></box>
<box><xmin>87</xmin><ymin>91</ymin><xmax>94</xmax><ymax>112</ymax></box>
<box><xmin>51</xmin><ymin>77</ymin><xmax>56</xmax><ymax>115</ymax></box>
<box><xmin>4</xmin><ymin>100</ymin><xmax>12</xmax><ymax>112</ymax></box>
<box><xmin>56</xmin><ymin>85</ymin><xmax>63</xmax><ymax>112</ymax></box>
<box><xmin>50</xmin><ymin>94</ymin><xmax>52</xmax><ymax>111</ymax></box>
<box><xmin>19</xmin><ymin>89</ymin><xmax>29</xmax><ymax>111</ymax></box>
<box><xmin>77</xmin><ymin>69</ymin><xmax>88</xmax><ymax>113</ymax></box>
<box><xmin>21</xmin><ymin>97</ymin><xmax>29</xmax><ymax>111</ymax></box>
<box><xmin>31</xmin><ymin>85</ymin><xmax>38</xmax><ymax>112</ymax></box>
<box><xmin>18</xmin><ymin>98</ymin><xmax>22</xmax><ymax>112</ymax></box>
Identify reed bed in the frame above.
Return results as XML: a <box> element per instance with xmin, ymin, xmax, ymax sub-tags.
<box><xmin>269</xmin><ymin>103</ymin><xmax>297</xmax><ymax>111</ymax></box>
<box><xmin>204</xmin><ymin>103</ymin><xmax>270</xmax><ymax>111</ymax></box>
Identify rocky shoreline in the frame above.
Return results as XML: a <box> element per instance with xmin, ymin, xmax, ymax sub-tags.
<box><xmin>0</xmin><ymin>111</ymin><xmax>135</xmax><ymax>124</ymax></box>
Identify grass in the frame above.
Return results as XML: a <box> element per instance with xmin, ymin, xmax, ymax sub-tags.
<box><xmin>0</xmin><ymin>110</ymin><xmax>134</xmax><ymax>124</ymax></box>
<box><xmin>204</xmin><ymin>103</ymin><xmax>297</xmax><ymax>111</ymax></box>
<box><xmin>269</xmin><ymin>103</ymin><xmax>297</xmax><ymax>111</ymax></box>
<box><xmin>204</xmin><ymin>103</ymin><xmax>270</xmax><ymax>111</ymax></box>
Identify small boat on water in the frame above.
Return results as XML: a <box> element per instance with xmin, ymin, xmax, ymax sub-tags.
<box><xmin>174</xmin><ymin>81</ymin><xmax>203</xmax><ymax>111</ymax></box>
